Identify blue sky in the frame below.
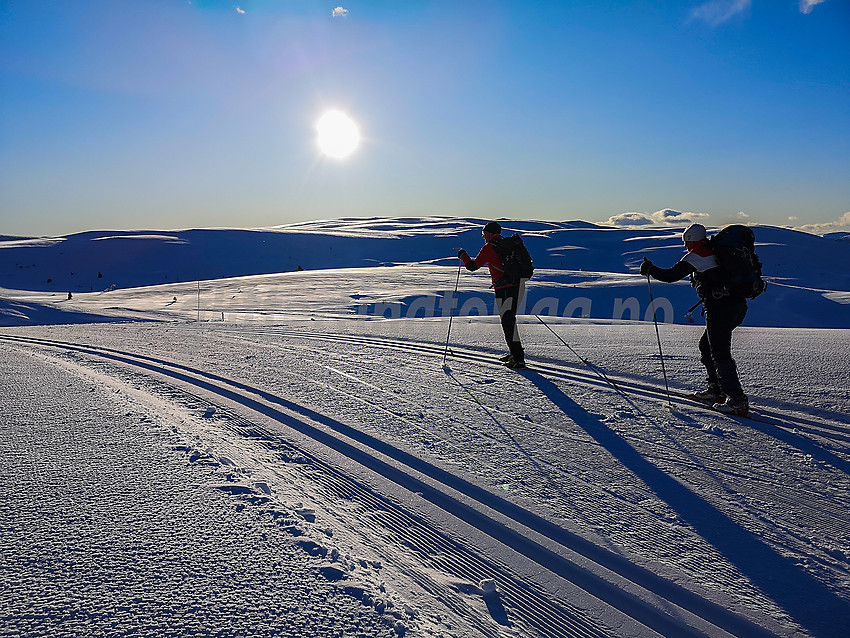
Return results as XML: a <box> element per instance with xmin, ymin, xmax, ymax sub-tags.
<box><xmin>1</xmin><ymin>0</ymin><xmax>848</xmax><ymax>236</ymax></box>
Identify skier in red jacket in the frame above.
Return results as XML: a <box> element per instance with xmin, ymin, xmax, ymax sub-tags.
<box><xmin>458</xmin><ymin>221</ymin><xmax>526</xmax><ymax>369</ymax></box>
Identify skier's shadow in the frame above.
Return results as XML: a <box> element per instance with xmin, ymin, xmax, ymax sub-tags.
<box><xmin>523</xmin><ymin>368</ymin><xmax>850</xmax><ymax>638</ymax></box>
<box><xmin>748</xmin><ymin>415</ymin><xmax>850</xmax><ymax>476</ymax></box>
<box><xmin>447</xmin><ymin>371</ymin><xmax>572</xmax><ymax>503</ymax></box>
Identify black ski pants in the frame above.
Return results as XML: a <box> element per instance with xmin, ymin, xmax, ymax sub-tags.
<box><xmin>699</xmin><ymin>299</ymin><xmax>748</xmax><ymax>399</ymax></box>
<box><xmin>495</xmin><ymin>283</ymin><xmax>524</xmax><ymax>361</ymax></box>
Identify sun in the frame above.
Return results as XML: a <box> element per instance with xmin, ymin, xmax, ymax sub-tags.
<box><xmin>315</xmin><ymin>110</ymin><xmax>361</xmax><ymax>160</ymax></box>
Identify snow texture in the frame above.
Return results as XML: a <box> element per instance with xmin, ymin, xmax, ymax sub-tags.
<box><xmin>1</xmin><ymin>216</ymin><xmax>849</xmax><ymax>637</ymax></box>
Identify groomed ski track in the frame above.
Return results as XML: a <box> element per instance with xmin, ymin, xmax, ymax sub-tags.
<box><xmin>3</xmin><ymin>326</ymin><xmax>849</xmax><ymax>638</ymax></box>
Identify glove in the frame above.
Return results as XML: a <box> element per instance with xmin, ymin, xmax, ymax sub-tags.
<box><xmin>640</xmin><ymin>258</ymin><xmax>653</xmax><ymax>276</ymax></box>
<box><xmin>458</xmin><ymin>249</ymin><xmax>467</xmax><ymax>259</ymax></box>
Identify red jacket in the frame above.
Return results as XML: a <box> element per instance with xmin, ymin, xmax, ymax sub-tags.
<box><xmin>461</xmin><ymin>239</ymin><xmax>511</xmax><ymax>289</ymax></box>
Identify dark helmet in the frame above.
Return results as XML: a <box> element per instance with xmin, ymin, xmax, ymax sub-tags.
<box><xmin>483</xmin><ymin>221</ymin><xmax>502</xmax><ymax>235</ymax></box>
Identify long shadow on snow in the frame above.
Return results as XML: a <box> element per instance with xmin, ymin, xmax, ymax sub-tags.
<box><xmin>524</xmin><ymin>369</ymin><xmax>850</xmax><ymax>638</ymax></box>
<box><xmin>21</xmin><ymin>336</ymin><xmax>779</xmax><ymax>638</ymax></box>
<box><xmin>746</xmin><ymin>415</ymin><xmax>850</xmax><ymax>475</ymax></box>
<box><xmin>6</xmin><ymin>334</ymin><xmax>803</xmax><ymax>638</ymax></box>
<box><xmin>446</xmin><ymin>372</ymin><xmax>574</xmax><ymax>505</ymax></box>
<box><xmin>105</xmin><ymin>350</ymin><xmax>782</xmax><ymax>637</ymax></box>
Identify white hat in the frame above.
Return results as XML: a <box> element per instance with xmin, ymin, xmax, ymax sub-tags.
<box><xmin>682</xmin><ymin>223</ymin><xmax>707</xmax><ymax>242</ymax></box>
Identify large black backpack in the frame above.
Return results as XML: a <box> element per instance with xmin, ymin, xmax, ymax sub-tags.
<box><xmin>708</xmin><ymin>225</ymin><xmax>766</xmax><ymax>299</ymax></box>
<box><xmin>493</xmin><ymin>233</ymin><xmax>534</xmax><ymax>286</ymax></box>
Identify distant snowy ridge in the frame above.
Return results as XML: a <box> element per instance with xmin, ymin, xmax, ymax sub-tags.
<box><xmin>1</xmin><ymin>217</ymin><xmax>848</xmax><ymax>328</ymax></box>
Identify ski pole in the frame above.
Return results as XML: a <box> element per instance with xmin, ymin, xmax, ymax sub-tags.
<box><xmin>644</xmin><ymin>260</ymin><xmax>672</xmax><ymax>407</ymax></box>
<box><xmin>535</xmin><ymin>315</ymin><xmax>655</xmax><ymax>419</ymax></box>
<box><xmin>534</xmin><ymin>314</ymin><xmax>625</xmax><ymax>397</ymax></box>
<box><xmin>442</xmin><ymin>260</ymin><xmax>462</xmax><ymax>368</ymax></box>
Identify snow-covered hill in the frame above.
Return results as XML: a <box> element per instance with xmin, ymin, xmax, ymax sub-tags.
<box><xmin>1</xmin><ymin>217</ymin><xmax>848</xmax><ymax>328</ymax></box>
<box><xmin>2</xmin><ymin>217</ymin><xmax>849</xmax><ymax>637</ymax></box>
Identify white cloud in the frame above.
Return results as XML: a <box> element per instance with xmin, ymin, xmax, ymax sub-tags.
<box><xmin>737</xmin><ymin>211</ymin><xmax>750</xmax><ymax>219</ymax></box>
<box><xmin>795</xmin><ymin>212</ymin><xmax>850</xmax><ymax>234</ymax></box>
<box><xmin>605</xmin><ymin>209</ymin><xmax>711</xmax><ymax>228</ymax></box>
<box><xmin>235</xmin><ymin>5</ymin><xmax>245</xmax><ymax>14</ymax></box>
<box><xmin>800</xmin><ymin>0</ymin><xmax>827</xmax><ymax>14</ymax></box>
<box><xmin>691</xmin><ymin>0</ymin><xmax>752</xmax><ymax>26</ymax></box>
<box><xmin>605</xmin><ymin>212</ymin><xmax>654</xmax><ymax>227</ymax></box>
<box><xmin>788</xmin><ymin>216</ymin><xmax>799</xmax><ymax>221</ymax></box>
<box><xmin>332</xmin><ymin>7</ymin><xmax>349</xmax><ymax>18</ymax></box>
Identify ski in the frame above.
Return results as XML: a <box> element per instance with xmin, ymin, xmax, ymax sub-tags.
<box><xmin>498</xmin><ymin>353</ymin><xmax>528</xmax><ymax>369</ymax></box>
<box><xmin>504</xmin><ymin>361</ymin><xmax>528</xmax><ymax>370</ymax></box>
<box><xmin>684</xmin><ymin>393</ymin><xmax>750</xmax><ymax>418</ymax></box>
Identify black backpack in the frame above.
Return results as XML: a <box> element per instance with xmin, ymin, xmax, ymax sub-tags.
<box><xmin>493</xmin><ymin>233</ymin><xmax>534</xmax><ymax>285</ymax></box>
<box><xmin>708</xmin><ymin>225</ymin><xmax>766</xmax><ymax>299</ymax></box>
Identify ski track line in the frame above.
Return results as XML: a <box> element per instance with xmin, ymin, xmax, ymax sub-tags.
<box><xmin>5</xmin><ymin>344</ymin><xmax>503</xmax><ymax>638</ymax></box>
<box><xmin>262</xmin><ymin>334</ymin><xmax>850</xmax><ymax>604</ymax></box>
<box><xmin>217</xmin><ymin>326</ymin><xmax>850</xmax><ymax>438</ymax></box>
<box><xmin>195</xmin><ymin>328</ymin><xmax>850</xmax><ymax>632</ymax></box>
<box><xmin>291</xmin><ymin>336</ymin><xmax>847</xmax><ymax>502</ymax></box>
<box><xmin>1</xmin><ymin>333</ymin><xmax>784</xmax><ymax>638</ymax></box>
<box><xmin>215</xmin><ymin>325</ymin><xmax>850</xmax><ymax>455</ymax></box>
<box><xmin>261</xmin><ymin>347</ymin><xmax>753</xmax><ymax>590</ymax></box>
<box><xmin>216</xmin><ymin>327</ymin><xmax>850</xmax><ymax>480</ymax></box>
<box><xmin>31</xmin><ymin>340</ymin><xmax>760</xmax><ymax>635</ymax></box>
<box><xmin>273</xmin><ymin>337</ymin><xmax>850</xmax><ymax>582</ymax></box>
<box><xmin>216</xmin><ymin>332</ymin><xmax>813</xmax><ymax>565</ymax></box>
<box><xmin>75</xmin><ymin>357</ymin><xmax>552</xmax><ymax>638</ymax></box>
<box><xmin>331</xmin><ymin>331</ymin><xmax>850</xmax><ymax>454</ymax></box>
<box><xmin>100</xmin><ymin>323</ymin><xmax>849</xmax><ymax>613</ymax></box>
<box><xmin>6</xmin><ymin>336</ymin><xmax>603</xmax><ymax>638</ymax></box>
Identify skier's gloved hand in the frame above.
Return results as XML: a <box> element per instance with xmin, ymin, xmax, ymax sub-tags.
<box><xmin>458</xmin><ymin>249</ymin><xmax>468</xmax><ymax>259</ymax></box>
<box><xmin>640</xmin><ymin>258</ymin><xmax>653</xmax><ymax>276</ymax></box>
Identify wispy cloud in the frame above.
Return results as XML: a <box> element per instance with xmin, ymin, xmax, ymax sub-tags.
<box><xmin>796</xmin><ymin>212</ymin><xmax>850</xmax><ymax>234</ymax></box>
<box><xmin>235</xmin><ymin>6</ymin><xmax>245</xmax><ymax>15</ymax></box>
<box><xmin>692</xmin><ymin>0</ymin><xmax>827</xmax><ymax>24</ymax></box>
<box><xmin>691</xmin><ymin>0</ymin><xmax>752</xmax><ymax>26</ymax></box>
<box><xmin>605</xmin><ymin>209</ymin><xmax>711</xmax><ymax>228</ymax></box>
<box><xmin>800</xmin><ymin>0</ymin><xmax>827</xmax><ymax>14</ymax></box>
<box><xmin>737</xmin><ymin>211</ymin><xmax>750</xmax><ymax>219</ymax></box>
<box><xmin>332</xmin><ymin>7</ymin><xmax>349</xmax><ymax>18</ymax></box>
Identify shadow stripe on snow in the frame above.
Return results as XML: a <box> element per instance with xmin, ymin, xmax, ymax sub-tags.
<box><xmin>227</xmin><ymin>327</ymin><xmax>850</xmax><ymax>440</ymax></box>
<box><xmin>2</xmin><ymin>334</ymin><xmax>778</xmax><ymax>638</ymax></box>
<box><xmin>6</xmin><ymin>335</ymin><xmax>596</xmax><ymax>638</ymax></box>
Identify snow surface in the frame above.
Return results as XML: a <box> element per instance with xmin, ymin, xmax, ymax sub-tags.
<box><xmin>1</xmin><ymin>217</ymin><xmax>849</xmax><ymax>637</ymax></box>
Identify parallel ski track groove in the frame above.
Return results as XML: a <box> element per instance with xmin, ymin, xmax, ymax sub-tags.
<box><xmin>219</xmin><ymin>328</ymin><xmax>850</xmax><ymax>517</ymax></box>
<box><xmin>286</xmin><ymin>337</ymin><xmax>849</xmax><ymax>516</ymax></box>
<box><xmin>72</xmin><ymin>357</ymin><xmax>513</xmax><ymax>638</ymax></box>
<box><xmin>253</xmin><ymin>333</ymin><xmax>850</xmax><ymax>595</ymax></box>
<box><xmin>2</xmin><ymin>332</ymin><xmax>781</xmax><ymax>638</ymax></box>
<box><xmin>1</xmin><ymin>334</ymin><xmax>610</xmax><ymax>638</ymax></box>
<box><xmin>244</xmin><ymin>337</ymin><xmax>850</xmax><ymax>584</ymax></box>
<box><xmin>114</xmin><ymin>368</ymin><xmax>576</xmax><ymax>638</ymax></box>
<box><xmin>213</xmin><ymin>328</ymin><xmax>850</xmax><ymax>580</ymax></box>
<box><xmin>215</xmin><ymin>327</ymin><xmax>849</xmax><ymax>437</ymax></box>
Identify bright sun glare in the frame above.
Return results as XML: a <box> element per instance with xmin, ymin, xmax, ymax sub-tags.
<box><xmin>316</xmin><ymin>110</ymin><xmax>361</xmax><ymax>160</ymax></box>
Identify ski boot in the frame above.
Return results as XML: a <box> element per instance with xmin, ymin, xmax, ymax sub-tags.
<box><xmin>692</xmin><ymin>385</ymin><xmax>725</xmax><ymax>404</ymax></box>
<box><xmin>713</xmin><ymin>395</ymin><xmax>749</xmax><ymax>417</ymax></box>
<box><xmin>503</xmin><ymin>356</ymin><xmax>527</xmax><ymax>369</ymax></box>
